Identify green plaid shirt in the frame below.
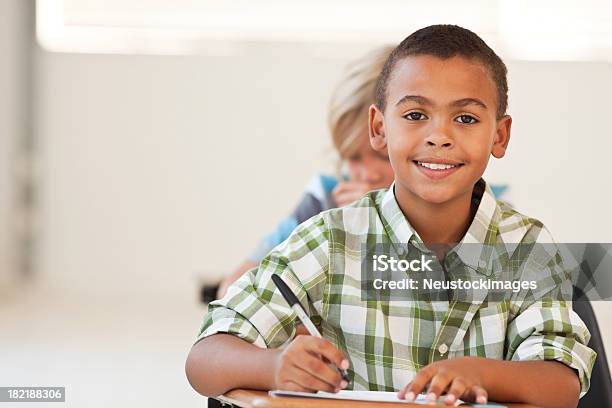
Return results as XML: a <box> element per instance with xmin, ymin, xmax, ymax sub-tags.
<box><xmin>198</xmin><ymin>180</ymin><xmax>595</xmax><ymax>397</ymax></box>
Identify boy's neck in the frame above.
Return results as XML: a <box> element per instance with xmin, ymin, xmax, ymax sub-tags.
<box><xmin>395</xmin><ymin>182</ymin><xmax>476</xmax><ymax>249</ymax></box>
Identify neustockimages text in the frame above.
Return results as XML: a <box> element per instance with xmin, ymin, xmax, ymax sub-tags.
<box><xmin>370</xmin><ymin>254</ymin><xmax>538</xmax><ymax>293</ymax></box>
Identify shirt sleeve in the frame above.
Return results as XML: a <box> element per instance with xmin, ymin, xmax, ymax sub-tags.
<box><xmin>505</xmin><ymin>245</ymin><xmax>597</xmax><ymax>398</ymax></box>
<box><xmin>198</xmin><ymin>212</ymin><xmax>331</xmax><ymax>349</ymax></box>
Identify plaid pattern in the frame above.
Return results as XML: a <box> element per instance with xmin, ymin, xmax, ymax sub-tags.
<box><xmin>198</xmin><ymin>179</ymin><xmax>596</xmax><ymax>397</ymax></box>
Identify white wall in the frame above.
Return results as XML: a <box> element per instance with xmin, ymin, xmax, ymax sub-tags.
<box><xmin>487</xmin><ymin>60</ymin><xmax>612</xmax><ymax>242</ymax></box>
<box><xmin>35</xmin><ymin>51</ymin><xmax>612</xmax><ymax>294</ymax></box>
<box><xmin>35</xmin><ymin>48</ymin><xmax>341</xmax><ymax>297</ymax></box>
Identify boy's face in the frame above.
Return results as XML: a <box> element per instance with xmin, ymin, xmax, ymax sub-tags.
<box><xmin>369</xmin><ymin>55</ymin><xmax>511</xmax><ymax>205</ymax></box>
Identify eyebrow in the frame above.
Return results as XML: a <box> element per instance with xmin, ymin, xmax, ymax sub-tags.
<box><xmin>451</xmin><ymin>98</ymin><xmax>488</xmax><ymax>110</ymax></box>
<box><xmin>394</xmin><ymin>95</ymin><xmax>488</xmax><ymax>110</ymax></box>
<box><xmin>395</xmin><ymin>95</ymin><xmax>432</xmax><ymax>107</ymax></box>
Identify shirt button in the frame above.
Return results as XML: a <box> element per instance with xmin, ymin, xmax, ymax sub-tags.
<box><xmin>438</xmin><ymin>343</ymin><xmax>449</xmax><ymax>355</ymax></box>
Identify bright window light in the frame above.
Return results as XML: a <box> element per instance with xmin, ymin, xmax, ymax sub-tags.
<box><xmin>498</xmin><ymin>0</ymin><xmax>612</xmax><ymax>61</ymax></box>
<box><xmin>37</xmin><ymin>0</ymin><xmax>612</xmax><ymax>61</ymax></box>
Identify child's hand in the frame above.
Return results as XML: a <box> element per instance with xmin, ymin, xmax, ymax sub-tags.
<box><xmin>271</xmin><ymin>335</ymin><xmax>349</xmax><ymax>393</ymax></box>
<box><xmin>398</xmin><ymin>357</ymin><xmax>488</xmax><ymax>405</ymax></box>
<box><xmin>332</xmin><ymin>181</ymin><xmax>373</xmax><ymax>207</ymax></box>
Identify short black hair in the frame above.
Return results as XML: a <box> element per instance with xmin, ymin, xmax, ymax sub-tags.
<box><xmin>375</xmin><ymin>25</ymin><xmax>508</xmax><ymax>119</ymax></box>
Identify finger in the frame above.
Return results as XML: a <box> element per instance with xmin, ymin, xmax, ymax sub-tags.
<box><xmin>331</xmin><ymin>190</ymin><xmax>345</xmax><ymax>206</ymax></box>
<box><xmin>306</xmin><ymin>337</ymin><xmax>349</xmax><ymax>373</ymax></box>
<box><xmin>444</xmin><ymin>378</ymin><xmax>467</xmax><ymax>405</ymax></box>
<box><xmin>280</xmin><ymin>380</ymin><xmax>314</xmax><ymax>393</ymax></box>
<box><xmin>463</xmin><ymin>385</ymin><xmax>488</xmax><ymax>405</ymax></box>
<box><xmin>300</xmin><ymin>353</ymin><xmax>343</xmax><ymax>389</ymax></box>
<box><xmin>294</xmin><ymin>324</ymin><xmax>309</xmax><ymax>337</ymax></box>
<box><xmin>397</xmin><ymin>381</ymin><xmax>412</xmax><ymax>400</ymax></box>
<box><xmin>425</xmin><ymin>371</ymin><xmax>453</xmax><ymax>403</ymax></box>
<box><xmin>399</xmin><ymin>366</ymin><xmax>434</xmax><ymax>401</ymax></box>
<box><xmin>290</xmin><ymin>364</ymin><xmax>341</xmax><ymax>393</ymax></box>
<box><xmin>331</xmin><ymin>183</ymin><xmax>350</xmax><ymax>197</ymax></box>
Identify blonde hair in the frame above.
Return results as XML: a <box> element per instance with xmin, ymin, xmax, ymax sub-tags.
<box><xmin>328</xmin><ymin>46</ymin><xmax>394</xmax><ymax>161</ymax></box>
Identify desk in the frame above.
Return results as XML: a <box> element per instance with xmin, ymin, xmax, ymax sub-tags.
<box><xmin>212</xmin><ymin>389</ymin><xmax>541</xmax><ymax>408</ymax></box>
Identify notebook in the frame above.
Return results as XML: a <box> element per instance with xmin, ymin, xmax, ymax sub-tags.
<box><xmin>270</xmin><ymin>390</ymin><xmax>441</xmax><ymax>404</ymax></box>
<box><xmin>269</xmin><ymin>390</ymin><xmax>507</xmax><ymax>407</ymax></box>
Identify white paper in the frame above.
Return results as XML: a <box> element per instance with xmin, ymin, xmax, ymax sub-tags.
<box><xmin>269</xmin><ymin>390</ymin><xmax>463</xmax><ymax>405</ymax></box>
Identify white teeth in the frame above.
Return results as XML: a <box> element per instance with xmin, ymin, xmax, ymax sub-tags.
<box><xmin>417</xmin><ymin>161</ymin><xmax>458</xmax><ymax>170</ymax></box>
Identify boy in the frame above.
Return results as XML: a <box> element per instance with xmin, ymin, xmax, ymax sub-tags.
<box><xmin>186</xmin><ymin>25</ymin><xmax>595</xmax><ymax>407</ymax></box>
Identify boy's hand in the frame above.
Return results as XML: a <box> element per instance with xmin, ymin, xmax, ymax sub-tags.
<box><xmin>271</xmin><ymin>335</ymin><xmax>349</xmax><ymax>393</ymax></box>
<box><xmin>398</xmin><ymin>357</ymin><xmax>487</xmax><ymax>405</ymax></box>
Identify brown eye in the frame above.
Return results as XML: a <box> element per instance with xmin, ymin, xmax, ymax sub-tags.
<box><xmin>456</xmin><ymin>115</ymin><xmax>478</xmax><ymax>124</ymax></box>
<box><xmin>404</xmin><ymin>112</ymin><xmax>427</xmax><ymax>121</ymax></box>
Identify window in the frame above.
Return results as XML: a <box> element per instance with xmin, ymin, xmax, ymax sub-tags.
<box><xmin>37</xmin><ymin>0</ymin><xmax>612</xmax><ymax>61</ymax></box>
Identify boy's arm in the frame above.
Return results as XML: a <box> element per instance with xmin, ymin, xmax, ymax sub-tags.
<box><xmin>479</xmin><ymin>359</ymin><xmax>580</xmax><ymax>406</ymax></box>
<box><xmin>187</xmin><ymin>213</ymin><xmax>351</xmax><ymax>397</ymax></box>
<box><xmin>185</xmin><ymin>333</ymin><xmax>349</xmax><ymax>397</ymax></box>
<box><xmin>399</xmin><ymin>356</ymin><xmax>580</xmax><ymax>408</ymax></box>
<box><xmin>185</xmin><ymin>333</ymin><xmax>277</xmax><ymax>396</ymax></box>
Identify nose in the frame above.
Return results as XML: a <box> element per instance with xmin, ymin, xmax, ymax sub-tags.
<box><xmin>425</xmin><ymin>121</ymin><xmax>454</xmax><ymax>148</ymax></box>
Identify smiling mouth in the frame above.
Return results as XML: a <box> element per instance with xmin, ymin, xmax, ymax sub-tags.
<box><xmin>412</xmin><ymin>160</ymin><xmax>465</xmax><ymax>180</ymax></box>
<box><xmin>413</xmin><ymin>160</ymin><xmax>465</xmax><ymax>170</ymax></box>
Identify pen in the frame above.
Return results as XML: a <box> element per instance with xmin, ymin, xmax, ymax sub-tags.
<box><xmin>271</xmin><ymin>274</ymin><xmax>350</xmax><ymax>383</ymax></box>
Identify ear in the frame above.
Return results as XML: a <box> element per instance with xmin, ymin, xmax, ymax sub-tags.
<box><xmin>491</xmin><ymin>115</ymin><xmax>512</xmax><ymax>158</ymax></box>
<box><xmin>369</xmin><ymin>104</ymin><xmax>387</xmax><ymax>152</ymax></box>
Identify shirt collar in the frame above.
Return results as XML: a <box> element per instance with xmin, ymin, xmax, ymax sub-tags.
<box><xmin>380</xmin><ymin>181</ymin><xmax>418</xmax><ymax>245</ymax></box>
<box><xmin>454</xmin><ymin>179</ymin><xmax>501</xmax><ymax>275</ymax></box>
<box><xmin>380</xmin><ymin>179</ymin><xmax>501</xmax><ymax>274</ymax></box>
